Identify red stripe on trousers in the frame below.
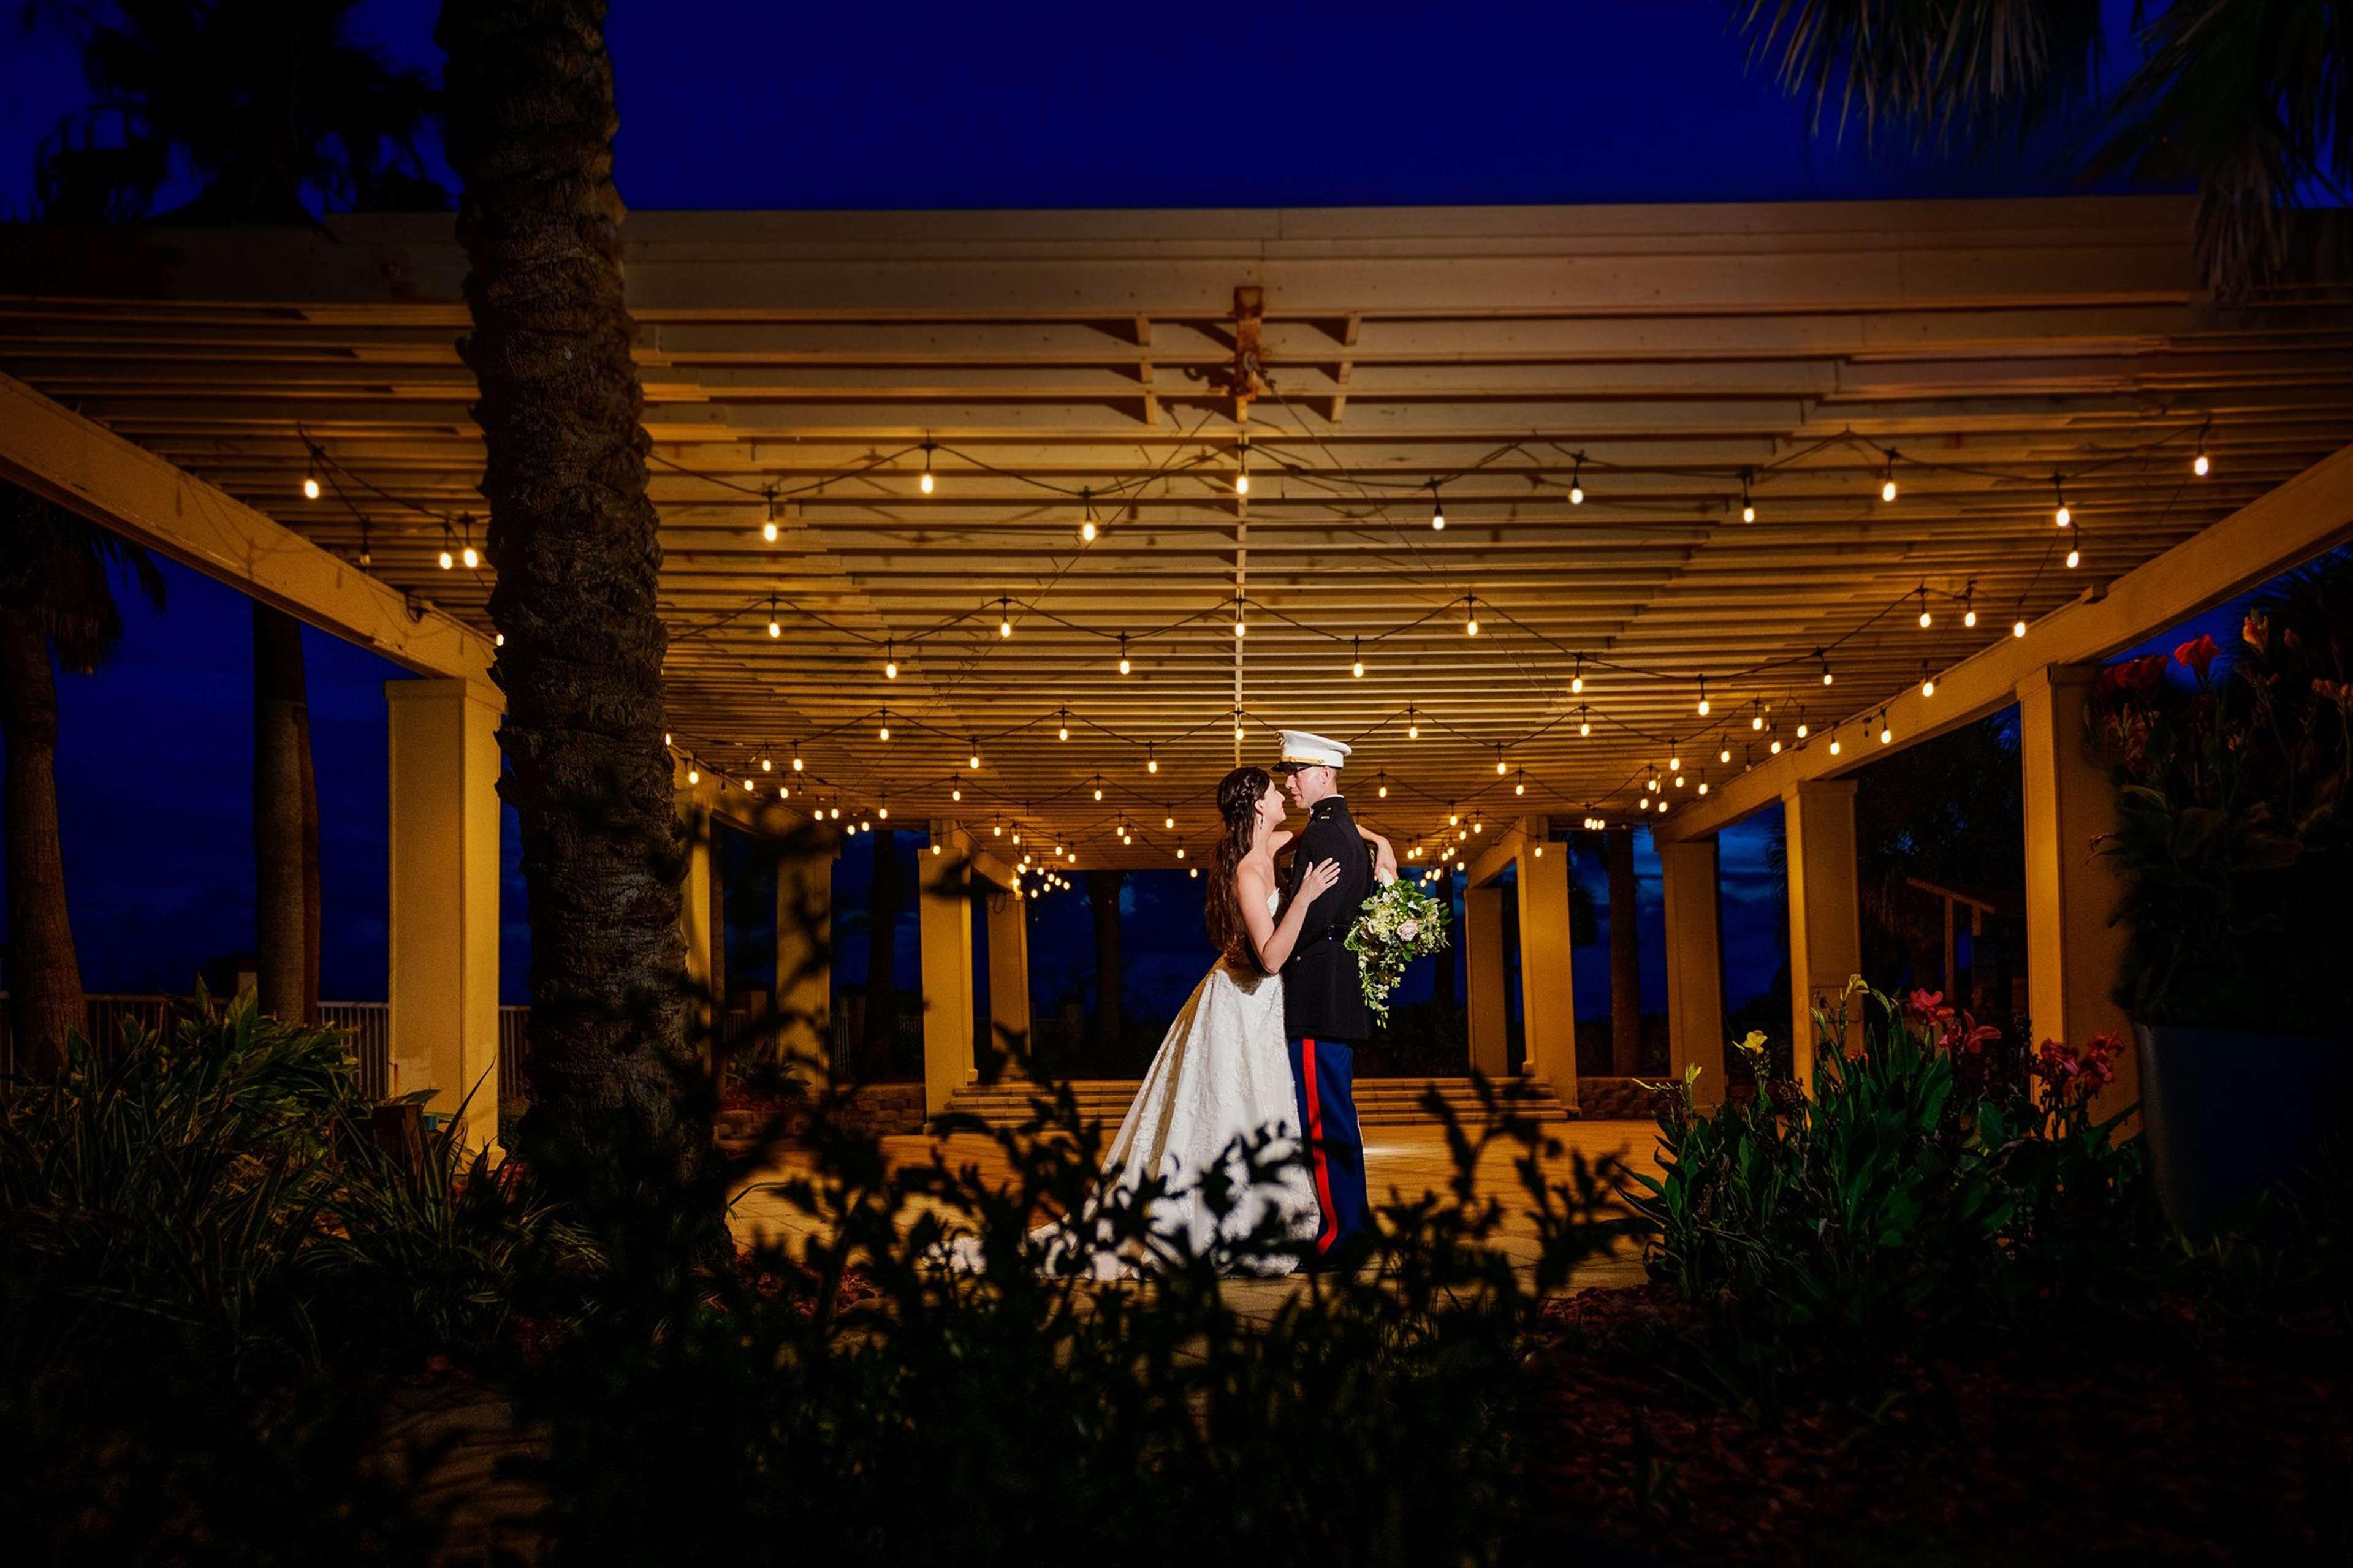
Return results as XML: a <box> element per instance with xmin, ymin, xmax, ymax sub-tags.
<box><xmin>1298</xmin><ymin>1037</ymin><xmax>1339</xmax><ymax>1252</ymax></box>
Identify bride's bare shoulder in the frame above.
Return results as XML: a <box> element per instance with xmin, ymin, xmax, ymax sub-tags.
<box><xmin>1268</xmin><ymin>828</ymin><xmax>1295</xmax><ymax>854</ymax></box>
<box><xmin>1233</xmin><ymin>857</ymin><xmax>1275</xmax><ymax>896</ymax></box>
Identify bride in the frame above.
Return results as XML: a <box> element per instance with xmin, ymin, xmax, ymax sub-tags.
<box><xmin>1014</xmin><ymin>765</ymin><xmax>1395</xmax><ymax>1279</ymax></box>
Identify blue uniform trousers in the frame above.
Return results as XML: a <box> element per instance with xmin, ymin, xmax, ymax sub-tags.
<box><xmin>1287</xmin><ymin>1036</ymin><xmax>1370</xmax><ymax>1253</ymax></box>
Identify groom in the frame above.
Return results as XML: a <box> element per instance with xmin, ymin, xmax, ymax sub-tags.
<box><xmin>1272</xmin><ymin>729</ymin><xmax>1374</xmax><ymax>1261</ymax></box>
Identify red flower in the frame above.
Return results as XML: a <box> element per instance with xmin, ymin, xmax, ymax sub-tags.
<box><xmin>2242</xmin><ymin>610</ymin><xmax>2270</xmax><ymax>654</ymax></box>
<box><xmin>1904</xmin><ymin>988</ymin><xmax>1954</xmax><ymax>1026</ymax></box>
<box><xmin>2123</xmin><ymin>654</ymin><xmax>2169</xmax><ymax>695</ymax></box>
<box><xmin>2173</xmin><ymin>633</ymin><xmax>2221</xmax><ymax>680</ymax></box>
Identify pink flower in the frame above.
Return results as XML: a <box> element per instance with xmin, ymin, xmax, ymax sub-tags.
<box><xmin>1904</xmin><ymin>988</ymin><xmax>1954</xmax><ymax>1026</ymax></box>
<box><xmin>2173</xmin><ymin>633</ymin><xmax>2221</xmax><ymax>680</ymax></box>
<box><xmin>1396</xmin><ymin>920</ymin><xmax>1420</xmax><ymax>942</ymax></box>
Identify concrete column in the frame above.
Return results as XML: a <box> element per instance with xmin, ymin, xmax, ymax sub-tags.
<box><xmin>1513</xmin><ymin>827</ymin><xmax>1579</xmax><ymax>1105</ymax></box>
<box><xmin>385</xmin><ymin>677</ymin><xmax>501</xmax><ymax>1152</ymax></box>
<box><xmin>1782</xmin><ymin>779</ymin><xmax>1861</xmax><ymax>1089</ymax></box>
<box><xmin>1463</xmin><ymin>882</ymin><xmax>1510</xmax><ymax>1077</ymax></box>
<box><xmin>984</xmin><ymin>887</ymin><xmax>1031</xmax><ymax>1058</ymax></box>
<box><xmin>1661</xmin><ymin>836</ymin><xmax>1727</xmax><ymax>1109</ymax></box>
<box><xmin>674</xmin><ymin>764</ymin><xmax>718</xmax><ymax>1042</ymax></box>
<box><xmin>773</xmin><ymin>836</ymin><xmax>834</xmax><ymax>1083</ymax></box>
<box><xmin>918</xmin><ymin>845</ymin><xmax>978</xmax><ymax>1115</ymax></box>
<box><xmin>2018</xmin><ymin>664</ymin><xmax>2137</xmax><ymax>1120</ymax></box>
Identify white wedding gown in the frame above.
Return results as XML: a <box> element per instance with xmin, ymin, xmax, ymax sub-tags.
<box><xmin>960</xmin><ymin>892</ymin><xmax>1324</xmax><ymax>1279</ymax></box>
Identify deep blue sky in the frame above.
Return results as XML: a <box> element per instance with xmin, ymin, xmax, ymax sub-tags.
<box><xmin>2</xmin><ymin>0</ymin><xmax>2180</xmax><ymax>1029</ymax></box>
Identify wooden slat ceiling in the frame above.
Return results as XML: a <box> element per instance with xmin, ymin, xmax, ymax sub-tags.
<box><xmin>6</xmin><ymin>197</ymin><xmax>2352</xmax><ymax>869</ymax></box>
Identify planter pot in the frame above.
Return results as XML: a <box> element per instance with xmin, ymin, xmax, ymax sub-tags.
<box><xmin>2135</xmin><ymin>1024</ymin><xmax>2353</xmax><ymax>1239</ymax></box>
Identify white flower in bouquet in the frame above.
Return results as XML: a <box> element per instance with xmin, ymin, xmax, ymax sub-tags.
<box><xmin>1344</xmin><ymin>879</ymin><xmax>1451</xmax><ymax>1023</ymax></box>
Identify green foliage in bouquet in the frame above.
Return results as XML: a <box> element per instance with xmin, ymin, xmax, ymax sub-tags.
<box><xmin>1345</xmin><ymin>877</ymin><xmax>1451</xmax><ymax>1022</ymax></box>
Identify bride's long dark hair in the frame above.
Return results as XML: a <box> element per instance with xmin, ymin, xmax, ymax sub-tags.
<box><xmin>1206</xmin><ymin>765</ymin><xmax>1274</xmax><ymax>969</ymax></box>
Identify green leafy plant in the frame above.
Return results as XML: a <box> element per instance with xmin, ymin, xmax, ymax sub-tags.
<box><xmin>2087</xmin><ymin>556</ymin><xmax>2353</xmax><ymax>1032</ymax></box>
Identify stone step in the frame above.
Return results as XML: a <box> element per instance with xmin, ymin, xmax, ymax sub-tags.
<box><xmin>943</xmin><ymin>1076</ymin><xmax>1574</xmax><ymax>1130</ymax></box>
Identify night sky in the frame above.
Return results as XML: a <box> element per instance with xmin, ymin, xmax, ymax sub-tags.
<box><xmin>3</xmin><ymin>1</ymin><xmax>2165</xmax><ymax>1023</ymax></box>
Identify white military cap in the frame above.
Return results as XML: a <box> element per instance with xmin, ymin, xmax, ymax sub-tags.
<box><xmin>1274</xmin><ymin>729</ymin><xmax>1352</xmax><ymax>771</ymax></box>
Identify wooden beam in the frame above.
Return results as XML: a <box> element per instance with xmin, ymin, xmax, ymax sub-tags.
<box><xmin>1659</xmin><ymin>439</ymin><xmax>2353</xmax><ymax>841</ymax></box>
<box><xmin>0</xmin><ymin>371</ymin><xmax>493</xmax><ymax>683</ymax></box>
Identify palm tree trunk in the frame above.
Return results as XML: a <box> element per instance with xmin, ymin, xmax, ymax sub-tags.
<box><xmin>1087</xmin><ymin>869</ymin><xmax>1125</xmax><ymax>1051</ymax></box>
<box><xmin>252</xmin><ymin>604</ymin><xmax>318</xmax><ymax>1024</ymax></box>
<box><xmin>438</xmin><ymin>0</ymin><xmax>693</xmax><ymax>1163</ymax></box>
<box><xmin>0</xmin><ymin>605</ymin><xmax>83</xmax><ymax>1072</ymax></box>
<box><xmin>1606</xmin><ymin>828</ymin><xmax>1642</xmax><ymax>1076</ymax></box>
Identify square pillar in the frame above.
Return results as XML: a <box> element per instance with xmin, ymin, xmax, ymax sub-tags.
<box><xmin>1463</xmin><ymin>882</ymin><xmax>1510</xmax><ymax>1078</ymax></box>
<box><xmin>1513</xmin><ymin>825</ymin><xmax>1579</xmax><ymax>1106</ymax></box>
<box><xmin>674</xmin><ymin>763</ymin><xmax>719</xmax><ymax>1042</ymax></box>
<box><xmin>984</xmin><ymin>887</ymin><xmax>1031</xmax><ymax>1056</ymax></box>
<box><xmin>2018</xmin><ymin>665</ymin><xmax>2137</xmax><ymax>1121</ymax></box>
<box><xmin>918</xmin><ymin>843</ymin><xmax>978</xmax><ymax>1115</ymax></box>
<box><xmin>1783</xmin><ymin>779</ymin><xmax>1861</xmax><ymax>1089</ymax></box>
<box><xmin>1661</xmin><ymin>836</ymin><xmax>1727</xmax><ymax>1109</ymax></box>
<box><xmin>773</xmin><ymin>836</ymin><xmax>835</xmax><ymax>1083</ymax></box>
<box><xmin>386</xmin><ymin>678</ymin><xmax>501</xmax><ymax>1152</ymax></box>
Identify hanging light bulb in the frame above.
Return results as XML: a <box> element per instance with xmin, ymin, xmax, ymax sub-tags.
<box><xmin>302</xmin><ymin>450</ymin><xmax>321</xmax><ymax>501</ymax></box>
<box><xmin>1166</xmin><ymin>812</ymin><xmax>1176</xmax><ymax>830</ymax></box>
<box><xmin>1233</xmin><ymin>594</ymin><xmax>1247</xmax><ymax>637</ymax></box>
<box><xmin>1697</xmin><ymin>677</ymin><xmax>1710</xmax><ymax>717</ymax></box>
<box><xmin>998</xmin><ymin>596</ymin><xmax>1014</xmax><ymax>638</ymax></box>
<box><xmin>1829</xmin><ymin>737</ymin><xmax>1842</xmax><ymax>755</ymax></box>
<box><xmin>1751</xmin><ymin>710</ymin><xmax>1765</xmax><ymax>732</ymax></box>
<box><xmin>1234</xmin><ymin>710</ymin><xmax>1245</xmax><ymax>741</ymax></box>
<box><xmin>1578</xmin><ymin>706</ymin><xmax>1592</xmax><ymax>738</ymax></box>
<box><xmin>1078</xmin><ymin>487</ymin><xmax>1097</xmax><ymax>544</ymax></box>
<box><xmin>1351</xmin><ymin>636</ymin><xmax>1364</xmax><ymax>679</ymax></box>
<box><xmin>1795</xmin><ymin>720</ymin><xmax>1809</xmax><ymax>740</ymax></box>
<box><xmin>1880</xmin><ymin>450</ymin><xmax>1899</xmax><ymax>503</ymax></box>
<box><xmin>1495</xmin><ymin>747</ymin><xmax>1507</xmax><ymax>776</ymax></box>
<box><xmin>1236</xmin><ymin>435</ymin><xmax>1250</xmax><ymax>496</ymax></box>
<box><xmin>1963</xmin><ymin>591</ymin><xmax>1978</xmax><ymax>629</ymax></box>
<box><xmin>969</xmin><ymin>740</ymin><xmax>983</xmax><ymax>770</ymax></box>
<box><xmin>743</xmin><ymin>776</ymin><xmax>755</xmax><ymax>793</ymax></box>
<box><xmin>791</xmin><ymin>748</ymin><xmax>804</xmax><ymax>771</ymax></box>
<box><xmin>878</xmin><ymin>713</ymin><xmax>891</xmax><ymax>741</ymax></box>
<box><xmin>919</xmin><ymin>442</ymin><xmax>935</xmax><ymax>495</ymax></box>
<box><xmin>768</xmin><ymin>600</ymin><xmax>782</xmax><ymax>639</ymax></box>
<box><xmin>1719</xmin><ymin>745</ymin><xmax>1731</xmax><ymax>763</ymax></box>
<box><xmin>1917</xmin><ymin>587</ymin><xmax>1932</xmax><ymax>629</ymax></box>
<box><xmin>357</xmin><ymin>521</ymin><xmax>372</xmax><ymax>569</ymax></box>
<box><xmin>1568</xmin><ymin>452</ymin><xmax>1586</xmax><ymax>505</ymax></box>
<box><xmin>1571</xmin><ymin>656</ymin><xmax>1584</xmax><ymax>696</ymax></box>
<box><xmin>686</xmin><ymin>763</ymin><xmax>699</xmax><ymax>784</ymax></box>
<box><xmin>762</xmin><ymin>487</ymin><xmax>780</xmax><ymax>543</ymax></box>
<box><xmin>2053</xmin><ymin>474</ymin><xmax>2071</xmax><ymax>528</ymax></box>
<box><xmin>1408</xmin><ymin>705</ymin><xmax>1421</xmax><ymax>741</ymax></box>
<box><xmin>1377</xmin><ymin>774</ymin><xmax>1389</xmax><ymax>799</ymax></box>
<box><xmin>2194</xmin><ymin>423</ymin><xmax>2211</xmax><ymax>477</ymax></box>
<box><xmin>2066</xmin><ymin>546</ymin><xmax>2081</xmax><ymax>570</ymax></box>
<box><xmin>951</xmin><ymin>786</ymin><xmax>962</xmax><ymax>801</ymax></box>
<box><xmin>1879</xmin><ymin>715</ymin><xmax>1893</xmax><ymax>744</ymax></box>
<box><xmin>1698</xmin><ymin>780</ymin><xmax>1710</xmax><ymax>796</ymax></box>
<box><xmin>1058</xmin><ymin>710</ymin><xmax>1070</xmax><ymax>741</ymax></box>
<box><xmin>1092</xmin><ymin>779</ymin><xmax>1103</xmax><ymax>801</ymax></box>
<box><xmin>883</xmin><ymin>638</ymin><xmax>897</xmax><ymax>676</ymax></box>
<box><xmin>1146</xmin><ymin>747</ymin><xmax>1158</xmax><ymax>775</ymax></box>
<box><xmin>438</xmin><ymin>525</ymin><xmax>454</xmax><ymax>571</ymax></box>
<box><xmin>1770</xmin><ymin>738</ymin><xmax>1782</xmax><ymax>754</ymax></box>
<box><xmin>2013</xmin><ymin>616</ymin><xmax>2029</xmax><ymax>638</ymax></box>
<box><xmin>761</xmin><ymin>755</ymin><xmax>772</xmax><ymax>773</ymax></box>
<box><xmin>1464</xmin><ymin>594</ymin><xmax>1479</xmax><ymax>636</ymax></box>
<box><xmin>1117</xmin><ymin>633</ymin><xmax>1131</xmax><ymax>676</ymax></box>
<box><xmin>1923</xmin><ymin>673</ymin><xmax>1936</xmax><ymax>697</ymax></box>
<box><xmin>1669</xmin><ymin>750</ymin><xmax>1682</xmax><ymax>771</ymax></box>
<box><xmin>1739</xmin><ymin>469</ymin><xmax>1755</xmax><ymax>523</ymax></box>
<box><xmin>1429</xmin><ymin>482</ymin><xmax>1446</xmax><ymax>531</ymax></box>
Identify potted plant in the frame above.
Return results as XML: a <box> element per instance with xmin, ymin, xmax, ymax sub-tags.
<box><xmin>2086</xmin><ymin>556</ymin><xmax>2353</xmax><ymax>1237</ymax></box>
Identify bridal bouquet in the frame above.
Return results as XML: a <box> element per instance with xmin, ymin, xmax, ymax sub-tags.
<box><xmin>1345</xmin><ymin>878</ymin><xmax>1451</xmax><ymax>1023</ymax></box>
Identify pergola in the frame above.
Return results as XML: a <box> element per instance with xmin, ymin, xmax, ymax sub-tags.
<box><xmin>6</xmin><ymin>196</ymin><xmax>2352</xmax><ymax>1137</ymax></box>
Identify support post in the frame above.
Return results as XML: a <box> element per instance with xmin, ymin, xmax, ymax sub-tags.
<box><xmin>773</xmin><ymin>835</ymin><xmax>835</xmax><ymax>1083</ymax></box>
<box><xmin>1463</xmin><ymin>882</ymin><xmax>1509</xmax><ymax>1077</ymax></box>
<box><xmin>1783</xmin><ymin>779</ymin><xmax>1861</xmax><ymax>1089</ymax></box>
<box><xmin>1514</xmin><ymin>825</ymin><xmax>1579</xmax><ymax>1105</ymax></box>
<box><xmin>386</xmin><ymin>678</ymin><xmax>501</xmax><ymax>1151</ymax></box>
<box><xmin>674</xmin><ymin>763</ymin><xmax>718</xmax><ymax>1044</ymax></box>
<box><xmin>918</xmin><ymin>838</ymin><xmax>978</xmax><ymax>1115</ymax></box>
<box><xmin>1661</xmin><ymin>836</ymin><xmax>1727</xmax><ymax>1108</ymax></box>
<box><xmin>2018</xmin><ymin>664</ymin><xmax>2137</xmax><ymax>1120</ymax></box>
<box><xmin>984</xmin><ymin>887</ymin><xmax>1031</xmax><ymax>1059</ymax></box>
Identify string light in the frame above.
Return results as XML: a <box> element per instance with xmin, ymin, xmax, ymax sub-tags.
<box><xmin>1058</xmin><ymin>708</ymin><xmax>1070</xmax><ymax>741</ymax></box>
<box><xmin>438</xmin><ymin>524</ymin><xmax>454</xmax><ymax>571</ymax></box>
<box><xmin>2053</xmin><ymin>474</ymin><xmax>2071</xmax><ymax>528</ymax></box>
<box><xmin>1377</xmin><ymin>772</ymin><xmax>1389</xmax><ymax>799</ymax></box>
<box><xmin>1464</xmin><ymin>594</ymin><xmax>1480</xmax><ymax>637</ymax></box>
<box><xmin>1880</xmin><ymin>449</ymin><xmax>1899</xmax><ymax>503</ymax></box>
<box><xmin>998</xmin><ymin>596</ymin><xmax>1014</xmax><ymax>638</ymax></box>
<box><xmin>1963</xmin><ymin>589</ymin><xmax>1977</xmax><ymax>629</ymax></box>
<box><xmin>1795</xmin><ymin>718</ymin><xmax>1809</xmax><ymax>740</ymax></box>
<box><xmin>1495</xmin><ymin>746</ymin><xmax>1508</xmax><ymax>775</ymax></box>
<box><xmin>1739</xmin><ymin>469</ymin><xmax>1755</xmax><ymax>523</ymax></box>
<box><xmin>883</xmin><ymin>637</ymin><xmax>896</xmax><ymax>675</ymax></box>
<box><xmin>1429</xmin><ymin>482</ymin><xmax>1446</xmax><ymax>531</ymax></box>
<box><xmin>1696</xmin><ymin>676</ymin><xmax>1710</xmax><ymax>717</ymax></box>
<box><xmin>1408</xmin><ymin>704</ymin><xmax>1421</xmax><ymax>740</ymax></box>
<box><xmin>495</xmin><ymin>632</ymin><xmax>504</xmax><ymax>647</ymax></box>
<box><xmin>1697</xmin><ymin>779</ymin><xmax>1709</xmax><ymax>795</ymax></box>
<box><xmin>1236</xmin><ymin>435</ymin><xmax>1250</xmax><ymax>496</ymax></box>
<box><xmin>460</xmin><ymin>517</ymin><xmax>480</xmax><ymax>571</ymax></box>
<box><xmin>1233</xmin><ymin>593</ymin><xmax>1247</xmax><ymax>637</ymax></box>
<box><xmin>1146</xmin><ymin>746</ymin><xmax>1158</xmax><ymax>775</ymax></box>
<box><xmin>919</xmin><ymin>442</ymin><xmax>935</xmax><ymax>495</ymax></box>
<box><xmin>1118</xmin><ymin>633</ymin><xmax>1131</xmax><ymax>676</ymax></box>
<box><xmin>878</xmin><ymin>711</ymin><xmax>891</xmax><ymax>741</ymax></box>
<box><xmin>1923</xmin><ymin>670</ymin><xmax>1937</xmax><ymax>697</ymax></box>
<box><xmin>1828</xmin><ymin>736</ymin><xmax>1842</xmax><ymax>755</ymax></box>
<box><xmin>1078</xmin><ymin>487</ymin><xmax>1097</xmax><ymax>544</ymax></box>
<box><xmin>686</xmin><ymin>763</ymin><xmax>699</xmax><ymax>784</ymax></box>
<box><xmin>2194</xmin><ymin>422</ymin><xmax>2211</xmax><ymax>476</ymax></box>
<box><xmin>762</xmin><ymin>486</ymin><xmax>780</xmax><ymax>543</ymax></box>
<box><xmin>969</xmin><ymin>740</ymin><xmax>983</xmax><ymax>770</ymax></box>
<box><xmin>1166</xmin><ymin>811</ymin><xmax>1176</xmax><ymax>829</ymax></box>
<box><xmin>1751</xmin><ymin>708</ymin><xmax>1766</xmax><ymax>732</ymax></box>
<box><xmin>769</xmin><ymin>595</ymin><xmax>783</xmax><ymax>639</ymax></box>
<box><xmin>1917</xmin><ymin>586</ymin><xmax>1933</xmax><ymax>629</ymax></box>
<box><xmin>2013</xmin><ymin>616</ymin><xmax>2029</xmax><ymax>638</ymax></box>
<box><xmin>1571</xmin><ymin>655</ymin><xmax>1584</xmax><ymax>695</ymax></box>
<box><xmin>1719</xmin><ymin>745</ymin><xmax>1731</xmax><ymax>763</ymax></box>
<box><xmin>1568</xmin><ymin>452</ymin><xmax>1586</xmax><ymax>505</ymax></box>
<box><xmin>302</xmin><ymin>448</ymin><xmax>321</xmax><ymax>501</ymax></box>
<box><xmin>357</xmin><ymin>520</ymin><xmax>371</xmax><ymax>568</ymax></box>
<box><xmin>1879</xmin><ymin>714</ymin><xmax>1894</xmax><ymax>745</ymax></box>
<box><xmin>1578</xmin><ymin>706</ymin><xmax>1591</xmax><ymax>738</ymax></box>
<box><xmin>2066</xmin><ymin>545</ymin><xmax>2081</xmax><ymax>570</ymax></box>
<box><xmin>1820</xmin><ymin>651</ymin><xmax>1834</xmax><ymax>686</ymax></box>
<box><xmin>1351</xmin><ymin>636</ymin><xmax>1365</xmax><ymax>678</ymax></box>
<box><xmin>791</xmin><ymin>748</ymin><xmax>803</xmax><ymax>771</ymax></box>
<box><xmin>760</xmin><ymin>754</ymin><xmax>772</xmax><ymax>772</ymax></box>
<box><xmin>1770</xmin><ymin>737</ymin><xmax>1782</xmax><ymax>754</ymax></box>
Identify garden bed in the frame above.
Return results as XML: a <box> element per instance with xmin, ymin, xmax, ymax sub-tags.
<box><xmin>1523</xmin><ymin>1283</ymin><xmax>2349</xmax><ymax>1565</ymax></box>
